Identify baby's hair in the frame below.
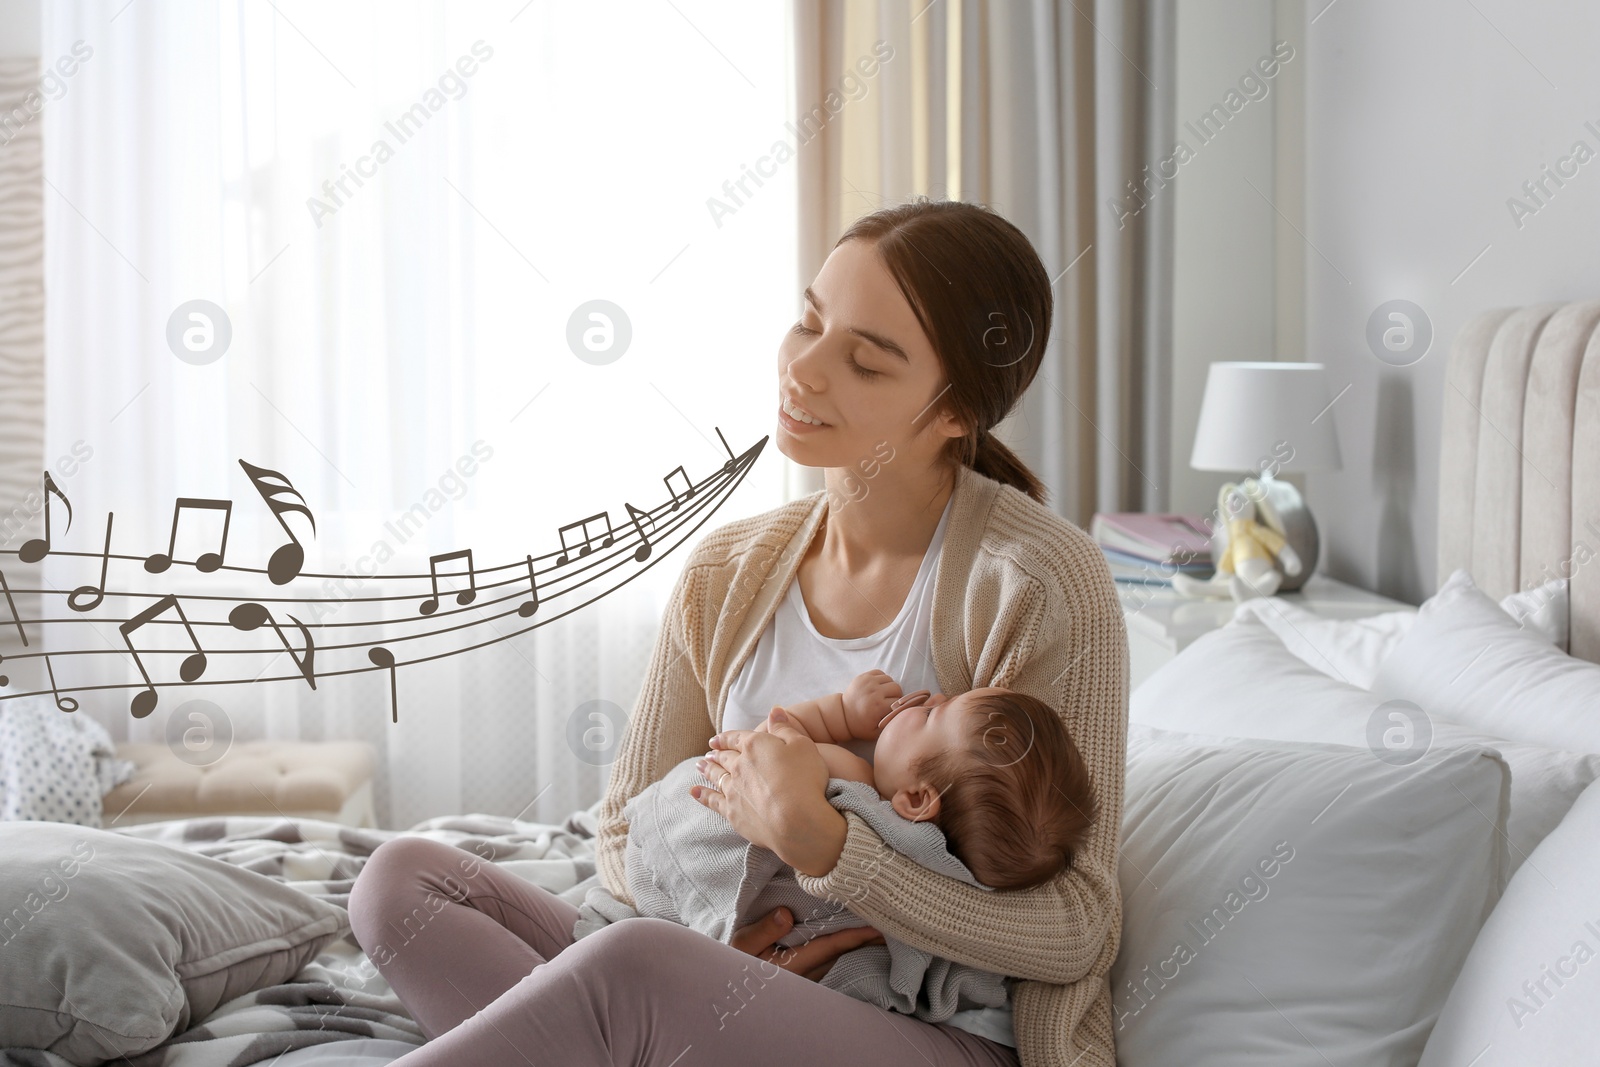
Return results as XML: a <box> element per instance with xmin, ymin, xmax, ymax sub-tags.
<box><xmin>912</xmin><ymin>690</ymin><xmax>1097</xmax><ymax>891</ymax></box>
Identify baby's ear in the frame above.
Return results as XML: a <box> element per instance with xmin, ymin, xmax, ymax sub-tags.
<box><xmin>891</xmin><ymin>784</ymin><xmax>942</xmax><ymax>823</ymax></box>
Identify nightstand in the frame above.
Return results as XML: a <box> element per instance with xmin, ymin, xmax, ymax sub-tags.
<box><xmin>1118</xmin><ymin>574</ymin><xmax>1414</xmax><ymax>691</ymax></box>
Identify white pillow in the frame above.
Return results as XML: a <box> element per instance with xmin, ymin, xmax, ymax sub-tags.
<box><xmin>1231</xmin><ymin>598</ymin><xmax>1416</xmax><ymax>688</ymax></box>
<box><xmin>1230</xmin><ymin>575</ymin><xmax>1569</xmax><ymax>688</ymax></box>
<box><xmin>1115</xmin><ymin>724</ymin><xmax>1508</xmax><ymax>1067</ymax></box>
<box><xmin>1371</xmin><ymin>569</ymin><xmax>1600</xmax><ymax>754</ymax></box>
<box><xmin>1501</xmin><ymin>575</ymin><xmax>1571</xmax><ymax>651</ymax></box>
<box><xmin>1132</xmin><ymin>614</ymin><xmax>1600</xmax><ymax>868</ymax></box>
<box><xmin>1420</xmin><ymin>777</ymin><xmax>1600</xmax><ymax>1066</ymax></box>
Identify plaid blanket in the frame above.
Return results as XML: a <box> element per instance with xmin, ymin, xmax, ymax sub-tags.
<box><xmin>0</xmin><ymin>808</ymin><xmax>604</xmax><ymax>1067</ymax></box>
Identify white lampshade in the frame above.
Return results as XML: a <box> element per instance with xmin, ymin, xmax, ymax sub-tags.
<box><xmin>1189</xmin><ymin>362</ymin><xmax>1343</xmax><ymax>473</ymax></box>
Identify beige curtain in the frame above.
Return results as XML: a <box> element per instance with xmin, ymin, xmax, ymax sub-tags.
<box><xmin>789</xmin><ymin>0</ymin><xmax>1173</xmax><ymax>524</ymax></box>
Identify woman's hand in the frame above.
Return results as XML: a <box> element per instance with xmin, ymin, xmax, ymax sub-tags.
<box><xmin>729</xmin><ymin>906</ymin><xmax>886</xmax><ymax>982</ymax></box>
<box><xmin>692</xmin><ymin>709</ymin><xmax>849</xmax><ymax>878</ymax></box>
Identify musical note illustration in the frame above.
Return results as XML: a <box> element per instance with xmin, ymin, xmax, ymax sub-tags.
<box><xmin>518</xmin><ymin>555</ymin><xmax>540</xmax><ymax>618</ymax></box>
<box><xmin>19</xmin><ymin>472</ymin><xmax>71</xmax><ymax>564</ymax></box>
<box><xmin>145</xmin><ymin>498</ymin><xmax>232</xmax><ymax>574</ymax></box>
<box><xmin>0</xmin><ymin>434</ymin><xmax>772</xmax><ymax>717</ymax></box>
<box><xmin>67</xmin><ymin>513</ymin><xmax>114</xmax><ymax>612</ymax></box>
<box><xmin>0</xmin><ymin>652</ymin><xmax>7</xmax><ymax>687</ymax></box>
<box><xmin>624</xmin><ymin>502</ymin><xmax>654</xmax><ymax>563</ymax></box>
<box><xmin>664</xmin><ymin>466</ymin><xmax>695</xmax><ymax>509</ymax></box>
<box><xmin>0</xmin><ymin>567</ymin><xmax>27</xmax><ymax>646</ymax></box>
<box><xmin>556</xmin><ymin>512</ymin><xmax>614</xmax><ymax>565</ymax></box>
<box><xmin>716</xmin><ymin>427</ymin><xmax>737</xmax><ymax>475</ymax></box>
<box><xmin>120</xmin><ymin>594</ymin><xmax>208</xmax><ymax>719</ymax></box>
<box><xmin>229</xmin><ymin>602</ymin><xmax>317</xmax><ymax>690</ymax></box>
<box><xmin>44</xmin><ymin>655</ymin><xmax>78</xmax><ymax>713</ymax></box>
<box><xmin>368</xmin><ymin>646</ymin><xmax>398</xmax><ymax>722</ymax></box>
<box><xmin>239</xmin><ymin>459</ymin><xmax>316</xmax><ymax>585</ymax></box>
<box><xmin>419</xmin><ymin>549</ymin><xmax>478</xmax><ymax>615</ymax></box>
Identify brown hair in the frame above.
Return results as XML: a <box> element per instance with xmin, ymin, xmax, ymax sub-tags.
<box><xmin>913</xmin><ymin>690</ymin><xmax>1097</xmax><ymax>891</ymax></box>
<box><xmin>835</xmin><ymin>198</ymin><xmax>1053</xmax><ymax>504</ymax></box>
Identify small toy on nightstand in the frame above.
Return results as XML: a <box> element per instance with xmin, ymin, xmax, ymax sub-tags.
<box><xmin>1172</xmin><ymin>479</ymin><xmax>1303</xmax><ymax>602</ymax></box>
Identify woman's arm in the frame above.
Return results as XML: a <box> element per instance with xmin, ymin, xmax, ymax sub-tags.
<box><xmin>594</xmin><ymin>562</ymin><xmax>716</xmax><ymax>904</ymax></box>
<box><xmin>791</xmin><ymin>562</ymin><xmax>1129</xmax><ymax>985</ymax></box>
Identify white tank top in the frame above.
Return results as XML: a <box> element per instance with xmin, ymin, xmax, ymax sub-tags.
<box><xmin>721</xmin><ymin>492</ymin><xmax>955</xmax><ymax>764</ymax></box>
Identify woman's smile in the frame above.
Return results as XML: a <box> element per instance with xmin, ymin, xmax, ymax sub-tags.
<box><xmin>779</xmin><ymin>393</ymin><xmax>831</xmax><ymax>433</ymax></box>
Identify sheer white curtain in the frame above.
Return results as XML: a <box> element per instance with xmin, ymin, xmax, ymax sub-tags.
<box><xmin>40</xmin><ymin>0</ymin><xmax>795</xmax><ymax>827</ymax></box>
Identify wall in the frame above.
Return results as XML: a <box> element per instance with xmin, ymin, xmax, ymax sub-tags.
<box><xmin>1304</xmin><ymin>0</ymin><xmax>1600</xmax><ymax>604</ymax></box>
<box><xmin>1169</xmin><ymin>1</ymin><xmax>1304</xmax><ymax>519</ymax></box>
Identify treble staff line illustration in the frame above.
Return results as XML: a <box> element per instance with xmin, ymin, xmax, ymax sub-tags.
<box><xmin>0</xmin><ymin>446</ymin><xmax>739</xmax><ymax>629</ymax></box>
<box><xmin>0</xmin><ymin>466</ymin><xmax>733</xmax><ymax>655</ymax></box>
<box><xmin>0</xmin><ymin>430</ymin><xmax>766</xmax><ymax>721</ymax></box>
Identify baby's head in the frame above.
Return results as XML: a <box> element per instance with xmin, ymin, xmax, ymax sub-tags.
<box><xmin>873</xmin><ymin>686</ymin><xmax>1097</xmax><ymax>891</ymax></box>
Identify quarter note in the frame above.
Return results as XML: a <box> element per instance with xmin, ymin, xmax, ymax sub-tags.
<box><xmin>19</xmin><ymin>472</ymin><xmax>71</xmax><ymax>564</ymax></box>
<box><xmin>715</xmin><ymin>426</ymin><xmax>737</xmax><ymax>475</ymax></box>
<box><xmin>624</xmin><ymin>502</ymin><xmax>654</xmax><ymax>563</ymax></box>
<box><xmin>368</xmin><ymin>646</ymin><xmax>398</xmax><ymax>723</ymax></box>
<box><xmin>239</xmin><ymin>459</ymin><xmax>316</xmax><ymax>585</ymax></box>
<box><xmin>0</xmin><ymin>567</ymin><xmax>27</xmax><ymax>646</ymax></box>
<box><xmin>67</xmin><ymin>513</ymin><xmax>113</xmax><ymax>612</ymax></box>
<box><xmin>119</xmin><ymin>594</ymin><xmax>208</xmax><ymax>719</ymax></box>
<box><xmin>419</xmin><ymin>549</ymin><xmax>477</xmax><ymax>615</ymax></box>
<box><xmin>518</xmin><ymin>555</ymin><xmax>540</xmax><ymax>618</ymax></box>
<box><xmin>556</xmin><ymin>512</ymin><xmax>614</xmax><ymax>565</ymax></box>
<box><xmin>229</xmin><ymin>602</ymin><xmax>317</xmax><ymax>690</ymax></box>
<box><xmin>44</xmin><ymin>654</ymin><xmax>78</xmax><ymax>713</ymax></box>
<box><xmin>663</xmin><ymin>466</ymin><xmax>695</xmax><ymax>509</ymax></box>
<box><xmin>144</xmin><ymin>497</ymin><xmax>232</xmax><ymax>573</ymax></box>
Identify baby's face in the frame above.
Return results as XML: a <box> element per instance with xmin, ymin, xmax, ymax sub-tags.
<box><xmin>872</xmin><ymin>687</ymin><xmax>1007</xmax><ymax>800</ymax></box>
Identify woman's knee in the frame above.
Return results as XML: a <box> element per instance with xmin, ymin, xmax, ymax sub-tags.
<box><xmin>349</xmin><ymin>837</ymin><xmax>467</xmax><ymax>942</ymax></box>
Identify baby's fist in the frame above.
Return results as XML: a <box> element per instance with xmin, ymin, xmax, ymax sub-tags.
<box><xmin>843</xmin><ymin>670</ymin><xmax>901</xmax><ymax>739</ymax></box>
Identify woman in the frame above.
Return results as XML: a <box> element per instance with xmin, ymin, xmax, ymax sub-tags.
<box><xmin>349</xmin><ymin>198</ymin><xmax>1129</xmax><ymax>1067</ymax></box>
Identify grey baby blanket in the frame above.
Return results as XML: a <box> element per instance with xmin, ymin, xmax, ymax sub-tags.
<box><xmin>573</xmin><ymin>756</ymin><xmax>1011</xmax><ymax>1022</ymax></box>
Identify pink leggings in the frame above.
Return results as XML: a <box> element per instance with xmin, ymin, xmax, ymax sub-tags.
<box><xmin>347</xmin><ymin>836</ymin><xmax>1021</xmax><ymax>1067</ymax></box>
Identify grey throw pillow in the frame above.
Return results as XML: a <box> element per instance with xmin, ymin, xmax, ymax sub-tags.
<box><xmin>0</xmin><ymin>823</ymin><xmax>347</xmax><ymax>1064</ymax></box>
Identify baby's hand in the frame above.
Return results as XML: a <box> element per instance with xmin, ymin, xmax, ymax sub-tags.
<box><xmin>842</xmin><ymin>670</ymin><xmax>902</xmax><ymax>740</ymax></box>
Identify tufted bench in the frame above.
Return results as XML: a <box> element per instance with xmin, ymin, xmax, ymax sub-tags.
<box><xmin>104</xmin><ymin>741</ymin><xmax>377</xmax><ymax>828</ymax></box>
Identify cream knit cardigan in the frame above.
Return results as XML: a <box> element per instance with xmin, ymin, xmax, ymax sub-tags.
<box><xmin>596</xmin><ymin>463</ymin><xmax>1129</xmax><ymax>1067</ymax></box>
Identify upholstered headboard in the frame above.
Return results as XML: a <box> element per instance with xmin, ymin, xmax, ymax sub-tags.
<box><xmin>1438</xmin><ymin>301</ymin><xmax>1600</xmax><ymax>663</ymax></box>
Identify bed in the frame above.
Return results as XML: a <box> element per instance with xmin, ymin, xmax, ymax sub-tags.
<box><xmin>3</xmin><ymin>299</ymin><xmax>1598</xmax><ymax>1067</ymax></box>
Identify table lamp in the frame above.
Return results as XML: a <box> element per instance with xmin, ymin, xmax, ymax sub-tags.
<box><xmin>1189</xmin><ymin>361</ymin><xmax>1343</xmax><ymax>592</ymax></box>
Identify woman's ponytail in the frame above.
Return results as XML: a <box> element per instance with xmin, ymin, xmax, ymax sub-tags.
<box><xmin>964</xmin><ymin>427</ymin><xmax>1048</xmax><ymax>505</ymax></box>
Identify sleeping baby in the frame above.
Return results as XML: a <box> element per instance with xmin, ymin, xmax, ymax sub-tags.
<box><xmin>574</xmin><ymin>669</ymin><xmax>1098</xmax><ymax>1023</ymax></box>
<box><xmin>747</xmin><ymin>668</ymin><xmax>1099</xmax><ymax>893</ymax></box>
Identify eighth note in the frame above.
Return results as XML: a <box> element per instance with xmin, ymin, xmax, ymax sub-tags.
<box><xmin>419</xmin><ymin>549</ymin><xmax>477</xmax><ymax>615</ymax></box>
<box><xmin>120</xmin><ymin>594</ymin><xmax>208</xmax><ymax>719</ymax></box>
<box><xmin>624</xmin><ymin>502</ymin><xmax>654</xmax><ymax>563</ymax></box>
<box><xmin>145</xmin><ymin>497</ymin><xmax>232</xmax><ymax>573</ymax></box>
<box><xmin>229</xmin><ymin>602</ymin><xmax>317</xmax><ymax>690</ymax></box>
<box><xmin>19</xmin><ymin>472</ymin><xmax>71</xmax><ymax>564</ymax></box>
<box><xmin>663</xmin><ymin>466</ymin><xmax>695</xmax><ymax>510</ymax></box>
<box><xmin>556</xmin><ymin>512</ymin><xmax>614</xmax><ymax>565</ymax></box>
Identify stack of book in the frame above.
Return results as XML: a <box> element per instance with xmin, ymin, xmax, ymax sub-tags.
<box><xmin>1089</xmin><ymin>512</ymin><xmax>1216</xmax><ymax>586</ymax></box>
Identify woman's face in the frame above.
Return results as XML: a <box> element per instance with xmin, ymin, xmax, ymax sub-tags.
<box><xmin>776</xmin><ymin>239</ymin><xmax>965</xmax><ymax>470</ymax></box>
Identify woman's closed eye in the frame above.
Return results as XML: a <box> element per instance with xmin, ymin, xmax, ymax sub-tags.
<box><xmin>789</xmin><ymin>322</ymin><xmax>881</xmax><ymax>380</ymax></box>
